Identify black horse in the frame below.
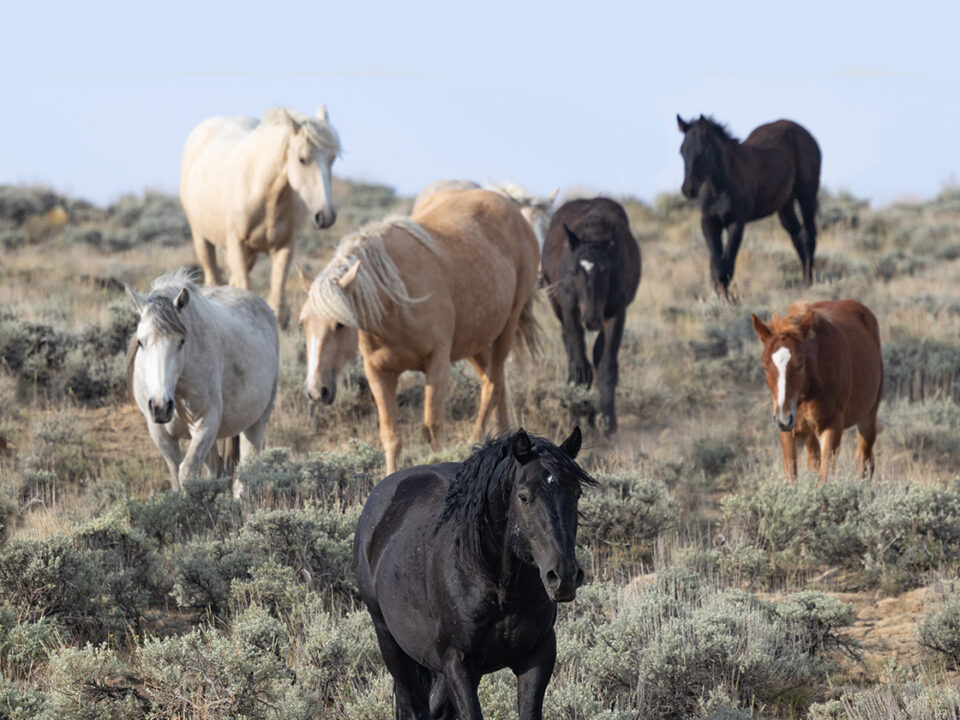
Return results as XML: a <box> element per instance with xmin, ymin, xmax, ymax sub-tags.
<box><xmin>677</xmin><ymin>114</ymin><xmax>822</xmax><ymax>296</ymax></box>
<box><xmin>541</xmin><ymin>198</ymin><xmax>641</xmax><ymax>434</ymax></box>
<box><xmin>355</xmin><ymin>427</ymin><xmax>593</xmax><ymax>720</ymax></box>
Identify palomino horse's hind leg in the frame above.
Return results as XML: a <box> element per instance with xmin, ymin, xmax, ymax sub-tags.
<box><xmin>366</xmin><ymin>363</ymin><xmax>401</xmax><ymax>475</ymax></box>
<box><xmin>225</xmin><ymin>236</ymin><xmax>252</xmax><ymax>290</ymax></box>
<box><xmin>422</xmin><ymin>353</ymin><xmax>451</xmax><ymax>452</ymax></box>
<box><xmin>192</xmin><ymin>234</ymin><xmax>223</xmax><ymax>286</ymax></box>
<box><xmin>472</xmin><ymin>315</ymin><xmax>520</xmax><ymax>441</ymax></box>
<box><xmin>468</xmin><ymin>350</ymin><xmax>497</xmax><ymax>443</ymax></box>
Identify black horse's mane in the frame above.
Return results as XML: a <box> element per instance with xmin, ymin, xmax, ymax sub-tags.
<box><xmin>435</xmin><ymin>432</ymin><xmax>596</xmax><ymax>576</ymax></box>
<box><xmin>701</xmin><ymin>115</ymin><xmax>740</xmax><ymax>144</ymax></box>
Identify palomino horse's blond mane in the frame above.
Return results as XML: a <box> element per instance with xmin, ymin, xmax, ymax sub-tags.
<box><xmin>263</xmin><ymin>106</ymin><xmax>342</xmax><ymax>157</ymax></box>
<box><xmin>308</xmin><ymin>216</ymin><xmax>439</xmax><ymax>332</ymax></box>
<box><xmin>769</xmin><ymin>300</ymin><xmax>815</xmax><ymax>340</ymax></box>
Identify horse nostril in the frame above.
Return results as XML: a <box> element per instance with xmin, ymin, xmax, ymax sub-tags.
<box><xmin>545</xmin><ymin>570</ymin><xmax>560</xmax><ymax>589</ymax></box>
<box><xmin>165</xmin><ymin>399</ymin><xmax>175</xmax><ymax>417</ymax></box>
<box><xmin>148</xmin><ymin>398</ymin><xmax>155</xmax><ymax>412</ymax></box>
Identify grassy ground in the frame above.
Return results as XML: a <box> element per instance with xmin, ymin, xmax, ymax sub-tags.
<box><xmin>1</xmin><ymin>182</ymin><xmax>959</xmax><ymax>718</ymax></box>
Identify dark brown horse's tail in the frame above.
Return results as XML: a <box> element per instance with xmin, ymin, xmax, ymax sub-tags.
<box><xmin>513</xmin><ymin>291</ymin><xmax>542</xmax><ymax>360</ymax></box>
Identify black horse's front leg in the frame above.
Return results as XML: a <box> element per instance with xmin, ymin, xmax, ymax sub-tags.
<box><xmin>513</xmin><ymin>630</ymin><xmax>557</xmax><ymax>720</ymax></box>
<box><xmin>701</xmin><ymin>215</ymin><xmax>725</xmax><ymax>294</ymax></box>
<box><xmin>594</xmin><ymin>310</ymin><xmax>626</xmax><ymax>435</ymax></box>
<box><xmin>559</xmin><ymin>301</ymin><xmax>592</xmax><ymax>387</ymax></box>
<box><xmin>720</xmin><ymin>220</ymin><xmax>745</xmax><ymax>292</ymax></box>
<box><xmin>442</xmin><ymin>649</ymin><xmax>482</xmax><ymax>720</ymax></box>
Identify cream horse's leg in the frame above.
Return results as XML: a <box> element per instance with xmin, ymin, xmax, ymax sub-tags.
<box><xmin>192</xmin><ymin>233</ymin><xmax>223</xmax><ymax>286</ymax></box>
<box><xmin>225</xmin><ymin>236</ymin><xmax>252</xmax><ymax>290</ymax></box>
<box><xmin>422</xmin><ymin>351</ymin><xmax>451</xmax><ymax>452</ymax></box>
<box><xmin>366</xmin><ymin>361</ymin><xmax>401</xmax><ymax>475</ymax></box>
<box><xmin>148</xmin><ymin>422</ymin><xmax>182</xmax><ymax>491</ymax></box>
<box><xmin>268</xmin><ymin>242</ymin><xmax>294</xmax><ymax>329</ymax></box>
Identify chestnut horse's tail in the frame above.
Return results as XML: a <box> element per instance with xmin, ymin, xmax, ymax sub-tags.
<box><xmin>513</xmin><ymin>291</ymin><xmax>542</xmax><ymax>360</ymax></box>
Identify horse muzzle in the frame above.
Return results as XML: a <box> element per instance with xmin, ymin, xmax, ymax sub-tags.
<box><xmin>315</xmin><ymin>209</ymin><xmax>337</xmax><ymax>229</ymax></box>
<box><xmin>775</xmin><ymin>412</ymin><xmax>796</xmax><ymax>432</ymax></box>
<box><xmin>148</xmin><ymin>397</ymin><xmax>175</xmax><ymax>424</ymax></box>
<box><xmin>304</xmin><ymin>382</ymin><xmax>336</xmax><ymax>405</ymax></box>
<box><xmin>544</xmin><ymin>564</ymin><xmax>584</xmax><ymax>603</ymax></box>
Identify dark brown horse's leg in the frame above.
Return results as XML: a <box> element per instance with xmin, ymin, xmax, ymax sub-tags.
<box><xmin>594</xmin><ymin>310</ymin><xmax>626</xmax><ymax>435</ymax></box>
<box><xmin>559</xmin><ymin>301</ymin><xmax>592</xmax><ymax>387</ymax></box>
<box><xmin>513</xmin><ymin>630</ymin><xmax>557</xmax><ymax>720</ymax></box>
<box><xmin>701</xmin><ymin>215</ymin><xmax>725</xmax><ymax>294</ymax></box>
<box><xmin>720</xmin><ymin>220</ymin><xmax>744</xmax><ymax>294</ymax></box>
<box><xmin>442</xmin><ymin>649</ymin><xmax>482</xmax><ymax>720</ymax></box>
<box><xmin>777</xmin><ymin>203</ymin><xmax>807</xmax><ymax>282</ymax></box>
<box><xmin>369</xmin><ymin>612</ymin><xmax>431</xmax><ymax>719</ymax></box>
<box><xmin>797</xmin><ymin>190</ymin><xmax>818</xmax><ymax>285</ymax></box>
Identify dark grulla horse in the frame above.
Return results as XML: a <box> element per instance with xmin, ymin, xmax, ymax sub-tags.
<box><xmin>542</xmin><ymin>198</ymin><xmax>641</xmax><ymax>434</ymax></box>
<box><xmin>355</xmin><ymin>427</ymin><xmax>594</xmax><ymax>720</ymax></box>
<box><xmin>677</xmin><ymin>115</ymin><xmax>822</xmax><ymax>296</ymax></box>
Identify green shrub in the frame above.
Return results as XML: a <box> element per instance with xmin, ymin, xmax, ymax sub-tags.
<box><xmin>170</xmin><ymin>537</ymin><xmax>256</xmax><ymax>614</ymax></box>
<box><xmin>0</xmin><ymin>675</ymin><xmax>46</xmax><ymax>719</ymax></box>
<box><xmin>917</xmin><ymin>590</ymin><xmax>960</xmax><ymax>669</ymax></box>
<box><xmin>0</xmin><ymin>617</ymin><xmax>62</xmax><ymax>680</ymax></box>
<box><xmin>128</xmin><ymin>476</ymin><xmax>240</xmax><ymax>547</ymax></box>
<box><xmin>45</xmin><ymin>643</ymin><xmax>146</xmax><ymax>720</ymax></box>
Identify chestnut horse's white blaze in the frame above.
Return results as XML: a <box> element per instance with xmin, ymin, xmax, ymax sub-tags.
<box><xmin>126</xmin><ymin>270</ymin><xmax>280</xmax><ymax>497</ymax></box>
<box><xmin>180</xmin><ymin>106</ymin><xmax>341</xmax><ymax>327</ymax></box>
<box><xmin>771</xmin><ymin>345</ymin><xmax>792</xmax><ymax>421</ymax></box>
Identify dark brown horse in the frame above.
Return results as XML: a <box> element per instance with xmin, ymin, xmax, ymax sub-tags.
<box><xmin>541</xmin><ymin>198</ymin><xmax>641</xmax><ymax>434</ymax></box>
<box><xmin>677</xmin><ymin>115</ymin><xmax>821</xmax><ymax>296</ymax></box>
<box><xmin>752</xmin><ymin>300</ymin><xmax>883</xmax><ymax>481</ymax></box>
<box><xmin>355</xmin><ymin>427</ymin><xmax>593</xmax><ymax>719</ymax></box>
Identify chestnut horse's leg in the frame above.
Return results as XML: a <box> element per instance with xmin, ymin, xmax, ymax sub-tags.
<box><xmin>366</xmin><ymin>362</ymin><xmax>401</xmax><ymax>475</ymax></box>
<box><xmin>422</xmin><ymin>351</ymin><xmax>451</xmax><ymax>452</ymax></box>
<box><xmin>804</xmin><ymin>434</ymin><xmax>821</xmax><ymax>473</ymax></box>
<box><xmin>856</xmin><ymin>413</ymin><xmax>879</xmax><ymax>478</ymax></box>
<box><xmin>817</xmin><ymin>425</ymin><xmax>844</xmax><ymax>482</ymax></box>
<box><xmin>780</xmin><ymin>431</ymin><xmax>798</xmax><ymax>481</ymax></box>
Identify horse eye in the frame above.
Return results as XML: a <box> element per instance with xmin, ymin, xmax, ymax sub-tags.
<box><xmin>299</xmin><ymin>157</ymin><xmax>308</xmax><ymax>165</ymax></box>
<box><xmin>335</xmin><ymin>322</ymin><xmax>344</xmax><ymax>330</ymax></box>
<box><xmin>178</xmin><ymin>338</ymin><xmax>185</xmax><ymax>348</ymax></box>
<box><xmin>518</xmin><ymin>492</ymin><xmax>529</xmax><ymax>505</ymax></box>
<box><xmin>136</xmin><ymin>339</ymin><xmax>143</xmax><ymax>349</ymax></box>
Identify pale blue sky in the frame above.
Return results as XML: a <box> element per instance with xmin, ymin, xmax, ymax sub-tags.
<box><xmin>2</xmin><ymin>1</ymin><xmax>957</xmax><ymax>207</ymax></box>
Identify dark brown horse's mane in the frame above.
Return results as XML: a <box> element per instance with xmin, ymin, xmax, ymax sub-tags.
<box><xmin>701</xmin><ymin>115</ymin><xmax>739</xmax><ymax>144</ymax></box>
<box><xmin>435</xmin><ymin>432</ymin><xmax>595</xmax><ymax>576</ymax></box>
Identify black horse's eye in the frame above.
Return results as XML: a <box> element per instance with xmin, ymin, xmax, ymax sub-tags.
<box><xmin>299</xmin><ymin>157</ymin><xmax>308</xmax><ymax>165</ymax></box>
<box><xmin>335</xmin><ymin>322</ymin><xmax>344</xmax><ymax>330</ymax></box>
<box><xmin>518</xmin><ymin>492</ymin><xmax>530</xmax><ymax>505</ymax></box>
<box><xmin>136</xmin><ymin>339</ymin><xmax>143</xmax><ymax>349</ymax></box>
<box><xmin>178</xmin><ymin>338</ymin><xmax>185</xmax><ymax>348</ymax></box>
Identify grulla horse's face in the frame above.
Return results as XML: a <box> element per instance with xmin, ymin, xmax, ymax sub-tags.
<box><xmin>285</xmin><ymin>108</ymin><xmax>338</xmax><ymax>230</ymax></box>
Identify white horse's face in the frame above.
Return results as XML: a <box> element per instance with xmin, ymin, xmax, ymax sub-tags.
<box><xmin>287</xmin><ymin>133</ymin><xmax>337</xmax><ymax>229</ymax></box>
<box><xmin>127</xmin><ymin>286</ymin><xmax>190</xmax><ymax>424</ymax></box>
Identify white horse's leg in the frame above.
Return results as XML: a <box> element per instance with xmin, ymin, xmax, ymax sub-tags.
<box><xmin>268</xmin><ymin>241</ymin><xmax>294</xmax><ymax>329</ymax></box>
<box><xmin>233</xmin><ymin>421</ymin><xmax>267</xmax><ymax>500</ymax></box>
<box><xmin>178</xmin><ymin>414</ymin><xmax>221</xmax><ymax>487</ymax></box>
<box><xmin>148</xmin><ymin>422</ymin><xmax>183</xmax><ymax>491</ymax></box>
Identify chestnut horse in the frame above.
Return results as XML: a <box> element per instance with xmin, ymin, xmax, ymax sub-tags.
<box><xmin>752</xmin><ymin>300</ymin><xmax>883</xmax><ymax>481</ymax></box>
<box><xmin>300</xmin><ymin>189</ymin><xmax>540</xmax><ymax>474</ymax></box>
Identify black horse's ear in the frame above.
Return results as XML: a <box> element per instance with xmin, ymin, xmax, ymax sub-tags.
<box><xmin>677</xmin><ymin>114</ymin><xmax>689</xmax><ymax>133</ymax></box>
<box><xmin>512</xmin><ymin>429</ymin><xmax>534</xmax><ymax>464</ymax></box>
<box><xmin>563</xmin><ymin>224</ymin><xmax>581</xmax><ymax>251</ymax></box>
<box><xmin>560</xmin><ymin>426</ymin><xmax>581</xmax><ymax>459</ymax></box>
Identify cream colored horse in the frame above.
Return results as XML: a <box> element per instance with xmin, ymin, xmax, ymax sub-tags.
<box><xmin>412</xmin><ymin>180</ymin><xmax>558</xmax><ymax>252</ymax></box>
<box><xmin>299</xmin><ymin>189</ymin><xmax>540</xmax><ymax>474</ymax></box>
<box><xmin>180</xmin><ymin>106</ymin><xmax>341</xmax><ymax>328</ymax></box>
<box><xmin>126</xmin><ymin>270</ymin><xmax>279</xmax><ymax>498</ymax></box>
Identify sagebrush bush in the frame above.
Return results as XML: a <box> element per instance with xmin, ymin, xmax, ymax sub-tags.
<box><xmin>917</xmin><ymin>590</ymin><xmax>960</xmax><ymax>669</ymax></box>
<box><xmin>170</xmin><ymin>536</ymin><xmax>257</xmax><ymax>613</ymax></box>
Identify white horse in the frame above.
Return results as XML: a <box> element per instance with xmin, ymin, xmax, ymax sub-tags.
<box><xmin>180</xmin><ymin>106</ymin><xmax>341</xmax><ymax>328</ymax></box>
<box><xmin>125</xmin><ymin>270</ymin><xmax>279</xmax><ymax>498</ymax></box>
<box><xmin>411</xmin><ymin>179</ymin><xmax>558</xmax><ymax>252</ymax></box>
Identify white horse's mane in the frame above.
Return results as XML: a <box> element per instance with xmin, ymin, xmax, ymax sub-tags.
<box><xmin>143</xmin><ymin>268</ymin><xmax>202</xmax><ymax>337</ymax></box>
<box><xmin>263</xmin><ymin>106</ymin><xmax>341</xmax><ymax>157</ymax></box>
<box><xmin>308</xmin><ymin>216</ymin><xmax>438</xmax><ymax>332</ymax></box>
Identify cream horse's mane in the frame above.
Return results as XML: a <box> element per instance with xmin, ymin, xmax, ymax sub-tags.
<box><xmin>263</xmin><ymin>106</ymin><xmax>342</xmax><ymax>157</ymax></box>
<box><xmin>308</xmin><ymin>216</ymin><xmax>438</xmax><ymax>332</ymax></box>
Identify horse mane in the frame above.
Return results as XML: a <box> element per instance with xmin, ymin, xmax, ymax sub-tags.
<box><xmin>307</xmin><ymin>216</ymin><xmax>439</xmax><ymax>331</ymax></box>
<box><xmin>701</xmin><ymin>115</ymin><xmax>739</xmax><ymax>144</ymax></box>
<box><xmin>769</xmin><ymin>300</ymin><xmax>816</xmax><ymax>340</ymax></box>
<box><xmin>143</xmin><ymin>268</ymin><xmax>201</xmax><ymax>338</ymax></box>
<box><xmin>435</xmin><ymin>432</ymin><xmax>596</xmax><ymax>577</ymax></box>
<box><xmin>489</xmin><ymin>182</ymin><xmax>549</xmax><ymax>210</ymax></box>
<box><xmin>263</xmin><ymin>106</ymin><xmax>341</xmax><ymax>157</ymax></box>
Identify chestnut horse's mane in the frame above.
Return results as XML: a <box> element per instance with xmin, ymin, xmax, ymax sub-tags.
<box><xmin>769</xmin><ymin>301</ymin><xmax>815</xmax><ymax>340</ymax></box>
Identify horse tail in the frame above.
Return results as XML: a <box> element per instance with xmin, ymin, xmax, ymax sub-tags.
<box><xmin>513</xmin><ymin>291</ymin><xmax>542</xmax><ymax>360</ymax></box>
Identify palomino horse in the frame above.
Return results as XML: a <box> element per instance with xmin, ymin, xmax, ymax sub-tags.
<box><xmin>752</xmin><ymin>300</ymin><xmax>883</xmax><ymax>481</ymax></box>
<box><xmin>180</xmin><ymin>106</ymin><xmax>340</xmax><ymax>328</ymax></box>
<box><xmin>126</xmin><ymin>270</ymin><xmax>279</xmax><ymax>497</ymax></box>
<box><xmin>412</xmin><ymin>179</ymin><xmax>558</xmax><ymax>252</ymax></box>
<box><xmin>355</xmin><ymin>427</ymin><xmax>593</xmax><ymax>720</ymax></box>
<box><xmin>299</xmin><ymin>189</ymin><xmax>540</xmax><ymax>474</ymax></box>
<box><xmin>677</xmin><ymin>115</ymin><xmax>821</xmax><ymax>297</ymax></box>
<box><xmin>542</xmin><ymin>197</ymin><xmax>641</xmax><ymax>435</ymax></box>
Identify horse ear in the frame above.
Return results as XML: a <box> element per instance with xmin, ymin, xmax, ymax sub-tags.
<box><xmin>125</xmin><ymin>285</ymin><xmax>146</xmax><ymax>313</ymax></box>
<box><xmin>563</xmin><ymin>224</ymin><xmax>581</xmax><ymax>251</ymax></box>
<box><xmin>512</xmin><ymin>429</ymin><xmax>534</xmax><ymax>464</ymax></box>
<box><xmin>174</xmin><ymin>287</ymin><xmax>190</xmax><ymax>312</ymax></box>
<box><xmin>799</xmin><ymin>310</ymin><xmax>815</xmax><ymax>338</ymax></box>
<box><xmin>338</xmin><ymin>260</ymin><xmax>361</xmax><ymax>291</ymax></box>
<box><xmin>752</xmin><ymin>314</ymin><xmax>773</xmax><ymax>343</ymax></box>
<box><xmin>560</xmin><ymin>426</ymin><xmax>582</xmax><ymax>459</ymax></box>
<box><xmin>295</xmin><ymin>261</ymin><xmax>313</xmax><ymax>293</ymax></box>
<box><xmin>545</xmin><ymin>187</ymin><xmax>559</xmax><ymax>206</ymax></box>
<box><xmin>677</xmin><ymin>114</ymin><xmax>690</xmax><ymax>133</ymax></box>
<box><xmin>316</xmin><ymin>105</ymin><xmax>329</xmax><ymax>122</ymax></box>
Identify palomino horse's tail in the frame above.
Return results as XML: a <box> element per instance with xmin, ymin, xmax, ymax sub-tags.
<box><xmin>513</xmin><ymin>292</ymin><xmax>542</xmax><ymax>360</ymax></box>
